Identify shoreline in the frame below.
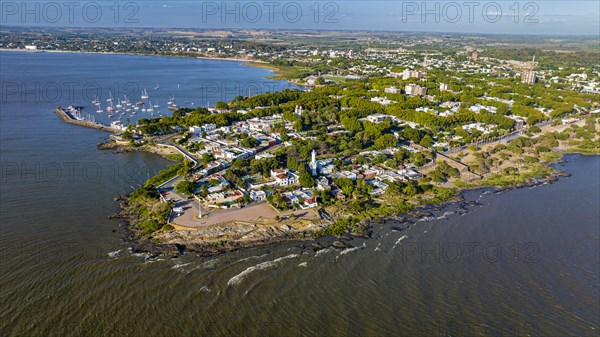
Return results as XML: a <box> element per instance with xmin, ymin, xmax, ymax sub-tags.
<box><xmin>0</xmin><ymin>48</ymin><xmax>255</xmax><ymax>62</ymax></box>
<box><xmin>105</xmin><ymin>136</ymin><xmax>579</xmax><ymax>258</ymax></box>
<box><xmin>64</xmin><ymin>110</ymin><xmax>597</xmax><ymax>257</ymax></box>
<box><xmin>1</xmin><ymin>48</ymin><xmax>296</xmax><ymax>83</ymax></box>
<box><xmin>120</xmin><ymin>161</ymin><xmax>572</xmax><ymax>258</ymax></box>
<box><xmin>1</xmin><ymin>47</ymin><xmax>283</xmax><ymax>76</ymax></box>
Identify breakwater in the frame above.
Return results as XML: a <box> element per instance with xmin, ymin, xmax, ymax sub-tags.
<box><xmin>53</xmin><ymin>107</ymin><xmax>120</xmax><ymax>133</ymax></box>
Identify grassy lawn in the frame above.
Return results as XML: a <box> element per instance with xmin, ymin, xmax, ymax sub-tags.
<box><xmin>244</xmin><ymin>61</ymin><xmax>313</xmax><ymax>80</ymax></box>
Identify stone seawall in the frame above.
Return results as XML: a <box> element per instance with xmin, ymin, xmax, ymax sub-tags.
<box><xmin>53</xmin><ymin>107</ymin><xmax>120</xmax><ymax>133</ymax></box>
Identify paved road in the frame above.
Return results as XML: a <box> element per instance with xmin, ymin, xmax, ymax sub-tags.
<box><xmin>442</xmin><ymin>130</ymin><xmax>523</xmax><ymax>155</ymax></box>
<box><xmin>153</xmin><ymin>133</ymin><xmax>284</xmax><ymax>226</ymax></box>
<box><xmin>159</xmin><ymin>177</ymin><xmax>209</xmax><ymax>224</ymax></box>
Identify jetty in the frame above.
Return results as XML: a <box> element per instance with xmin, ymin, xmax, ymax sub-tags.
<box><xmin>53</xmin><ymin>107</ymin><xmax>121</xmax><ymax>133</ymax></box>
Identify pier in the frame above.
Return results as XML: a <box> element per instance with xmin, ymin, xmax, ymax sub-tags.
<box><xmin>53</xmin><ymin>107</ymin><xmax>121</xmax><ymax>133</ymax></box>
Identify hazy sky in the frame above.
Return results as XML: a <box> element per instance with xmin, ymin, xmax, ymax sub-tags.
<box><xmin>2</xmin><ymin>1</ymin><xmax>599</xmax><ymax>35</ymax></box>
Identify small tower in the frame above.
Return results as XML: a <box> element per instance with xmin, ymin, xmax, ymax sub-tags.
<box><xmin>421</xmin><ymin>52</ymin><xmax>429</xmax><ymax>82</ymax></box>
<box><xmin>521</xmin><ymin>55</ymin><xmax>537</xmax><ymax>84</ymax></box>
<box><xmin>310</xmin><ymin>149</ymin><xmax>317</xmax><ymax>176</ymax></box>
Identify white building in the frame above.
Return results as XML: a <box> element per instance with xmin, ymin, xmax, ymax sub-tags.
<box><xmin>384</xmin><ymin>86</ymin><xmax>402</xmax><ymax>94</ymax></box>
<box><xmin>370</xmin><ymin>97</ymin><xmax>395</xmax><ymax>106</ymax></box>
<box><xmin>283</xmin><ymin>189</ymin><xmax>318</xmax><ymax>209</ymax></box>
<box><xmin>405</xmin><ymin>84</ymin><xmax>428</xmax><ymax>96</ymax></box>
<box><xmin>250</xmin><ymin>190</ymin><xmax>270</xmax><ymax>201</ymax></box>
<box><xmin>271</xmin><ymin>169</ymin><xmax>299</xmax><ymax>186</ymax></box>
<box><xmin>255</xmin><ymin>153</ymin><xmax>276</xmax><ymax>160</ymax></box>
<box><xmin>189</xmin><ymin>123</ymin><xmax>216</xmax><ymax>135</ymax></box>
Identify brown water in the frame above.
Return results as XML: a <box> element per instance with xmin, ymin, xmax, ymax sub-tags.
<box><xmin>1</xmin><ymin>51</ymin><xmax>599</xmax><ymax>336</ymax></box>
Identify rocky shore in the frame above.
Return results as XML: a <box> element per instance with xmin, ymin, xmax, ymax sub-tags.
<box><xmin>107</xmin><ymin>164</ymin><xmax>568</xmax><ymax>259</ymax></box>
<box><xmin>97</xmin><ymin>139</ymin><xmax>182</xmax><ymax>158</ymax></box>
<box><xmin>98</xmin><ymin>124</ymin><xmax>579</xmax><ymax>259</ymax></box>
<box><xmin>109</xmin><ymin>195</ymin><xmax>332</xmax><ymax>257</ymax></box>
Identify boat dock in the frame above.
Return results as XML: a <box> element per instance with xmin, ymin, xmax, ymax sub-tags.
<box><xmin>53</xmin><ymin>107</ymin><xmax>121</xmax><ymax>133</ymax></box>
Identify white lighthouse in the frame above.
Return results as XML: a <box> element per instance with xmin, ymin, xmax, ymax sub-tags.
<box><xmin>310</xmin><ymin>150</ymin><xmax>317</xmax><ymax>176</ymax></box>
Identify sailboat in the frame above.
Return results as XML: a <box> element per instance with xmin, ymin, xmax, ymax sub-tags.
<box><xmin>147</xmin><ymin>101</ymin><xmax>154</xmax><ymax>112</ymax></box>
<box><xmin>96</xmin><ymin>103</ymin><xmax>103</xmax><ymax>113</ymax></box>
<box><xmin>106</xmin><ymin>93</ymin><xmax>116</xmax><ymax>113</ymax></box>
<box><xmin>141</xmin><ymin>89</ymin><xmax>149</xmax><ymax>99</ymax></box>
<box><xmin>115</xmin><ymin>98</ymin><xmax>122</xmax><ymax>109</ymax></box>
<box><xmin>154</xmin><ymin>82</ymin><xmax>159</xmax><ymax>90</ymax></box>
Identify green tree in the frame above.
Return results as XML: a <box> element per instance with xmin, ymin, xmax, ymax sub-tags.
<box><xmin>175</xmin><ymin>180</ymin><xmax>195</xmax><ymax>195</ymax></box>
<box><xmin>299</xmin><ymin>171</ymin><xmax>316</xmax><ymax>188</ymax></box>
<box><xmin>215</xmin><ymin>101</ymin><xmax>228</xmax><ymax>110</ymax></box>
<box><xmin>240</xmin><ymin>137</ymin><xmax>258</xmax><ymax>148</ymax></box>
<box><xmin>374</xmin><ymin>134</ymin><xmax>397</xmax><ymax>149</ymax></box>
<box><xmin>201</xmin><ymin>152</ymin><xmax>215</xmax><ymax>163</ymax></box>
<box><xmin>178</xmin><ymin>160</ymin><xmax>192</xmax><ymax>176</ymax></box>
<box><xmin>419</xmin><ymin>135</ymin><xmax>434</xmax><ymax>148</ymax></box>
<box><xmin>121</xmin><ymin>130</ymin><xmax>134</xmax><ymax>145</ymax></box>
<box><xmin>402</xmin><ymin>183</ymin><xmax>418</xmax><ymax>196</ymax></box>
<box><xmin>410</xmin><ymin>152</ymin><xmax>426</xmax><ymax>166</ymax></box>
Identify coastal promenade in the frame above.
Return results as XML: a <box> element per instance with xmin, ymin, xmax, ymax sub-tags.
<box><xmin>442</xmin><ymin>129</ymin><xmax>523</xmax><ymax>155</ymax></box>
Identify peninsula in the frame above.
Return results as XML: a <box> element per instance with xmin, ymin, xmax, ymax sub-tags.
<box><xmin>36</xmin><ymin>28</ymin><xmax>600</xmax><ymax>256</ymax></box>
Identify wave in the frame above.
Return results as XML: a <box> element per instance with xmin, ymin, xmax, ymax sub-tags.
<box><xmin>227</xmin><ymin>254</ymin><xmax>299</xmax><ymax>286</ymax></box>
<box><xmin>107</xmin><ymin>249</ymin><xmax>121</xmax><ymax>258</ymax></box>
<box><xmin>172</xmin><ymin>262</ymin><xmax>192</xmax><ymax>270</ymax></box>
<box><xmin>233</xmin><ymin>253</ymin><xmax>269</xmax><ymax>265</ymax></box>
<box><xmin>338</xmin><ymin>242</ymin><xmax>366</xmax><ymax>256</ymax></box>
<box><xmin>393</xmin><ymin>235</ymin><xmax>408</xmax><ymax>249</ymax></box>
<box><xmin>315</xmin><ymin>247</ymin><xmax>335</xmax><ymax>257</ymax></box>
<box><xmin>200</xmin><ymin>258</ymin><xmax>219</xmax><ymax>270</ymax></box>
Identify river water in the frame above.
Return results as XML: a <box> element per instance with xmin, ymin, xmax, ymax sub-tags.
<box><xmin>1</xmin><ymin>51</ymin><xmax>598</xmax><ymax>336</ymax></box>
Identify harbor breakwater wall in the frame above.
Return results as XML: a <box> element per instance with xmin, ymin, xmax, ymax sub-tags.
<box><xmin>53</xmin><ymin>107</ymin><xmax>120</xmax><ymax>133</ymax></box>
